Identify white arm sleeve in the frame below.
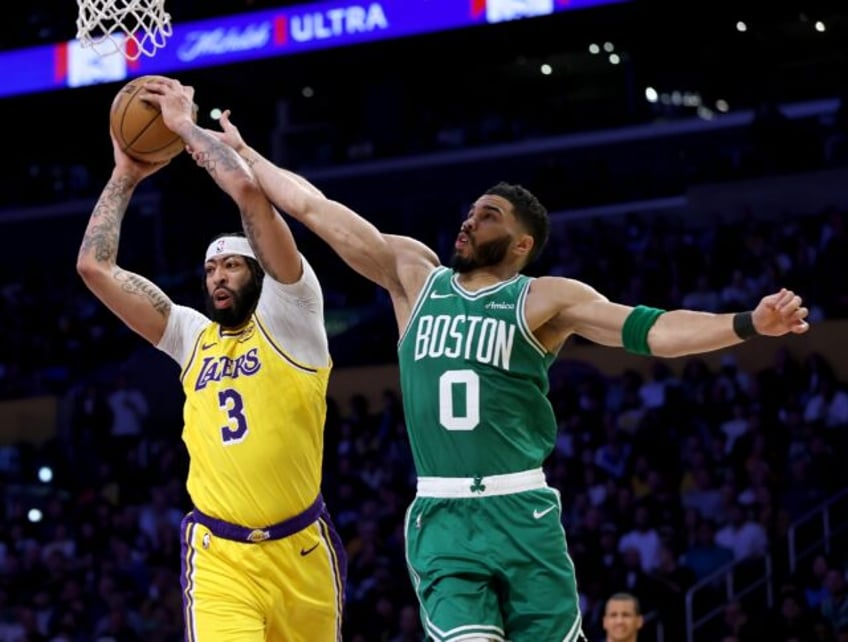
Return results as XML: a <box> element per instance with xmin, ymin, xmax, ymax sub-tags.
<box><xmin>156</xmin><ymin>305</ymin><xmax>210</xmax><ymax>367</ymax></box>
<box><xmin>256</xmin><ymin>254</ymin><xmax>330</xmax><ymax>368</ymax></box>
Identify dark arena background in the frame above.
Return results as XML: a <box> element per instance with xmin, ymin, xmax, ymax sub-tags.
<box><xmin>2</xmin><ymin>1</ymin><xmax>848</xmax><ymax>640</ymax></box>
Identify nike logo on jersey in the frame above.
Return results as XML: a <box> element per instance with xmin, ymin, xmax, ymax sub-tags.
<box><xmin>533</xmin><ymin>505</ymin><xmax>556</xmax><ymax>520</ymax></box>
<box><xmin>300</xmin><ymin>542</ymin><xmax>320</xmax><ymax>556</ymax></box>
<box><xmin>201</xmin><ymin>342</ymin><xmax>217</xmax><ymax>350</ymax></box>
<box><xmin>429</xmin><ymin>292</ymin><xmax>454</xmax><ymax>299</ymax></box>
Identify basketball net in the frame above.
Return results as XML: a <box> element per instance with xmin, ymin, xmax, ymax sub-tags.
<box><xmin>76</xmin><ymin>0</ymin><xmax>172</xmax><ymax>61</ymax></box>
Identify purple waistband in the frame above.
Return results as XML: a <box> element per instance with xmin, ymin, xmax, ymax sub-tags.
<box><xmin>191</xmin><ymin>494</ymin><xmax>325</xmax><ymax>543</ymax></box>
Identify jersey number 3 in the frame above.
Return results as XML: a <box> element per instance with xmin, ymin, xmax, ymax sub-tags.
<box><xmin>439</xmin><ymin>369</ymin><xmax>480</xmax><ymax>431</ymax></box>
<box><xmin>219</xmin><ymin>388</ymin><xmax>249</xmax><ymax>444</ymax></box>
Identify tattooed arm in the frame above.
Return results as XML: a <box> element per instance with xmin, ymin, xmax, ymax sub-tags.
<box><xmin>142</xmin><ymin>77</ymin><xmax>302</xmax><ymax>285</ymax></box>
<box><xmin>77</xmin><ymin>132</ymin><xmax>173</xmax><ymax>346</ymax></box>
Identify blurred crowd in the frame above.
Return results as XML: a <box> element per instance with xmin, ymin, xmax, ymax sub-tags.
<box><xmin>2</xmin><ymin>338</ymin><xmax>848</xmax><ymax>641</ymax></box>
<box><xmin>1</xmin><ymin>195</ymin><xmax>846</xmax><ymax>396</ymax></box>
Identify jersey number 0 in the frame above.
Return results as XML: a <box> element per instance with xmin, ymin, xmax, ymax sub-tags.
<box><xmin>438</xmin><ymin>369</ymin><xmax>480</xmax><ymax>431</ymax></box>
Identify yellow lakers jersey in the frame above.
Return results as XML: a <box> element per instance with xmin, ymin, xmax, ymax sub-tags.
<box><xmin>178</xmin><ymin>313</ymin><xmax>330</xmax><ymax>527</ymax></box>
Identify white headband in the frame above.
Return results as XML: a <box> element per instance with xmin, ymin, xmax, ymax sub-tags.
<box><xmin>205</xmin><ymin>236</ymin><xmax>256</xmax><ymax>262</ymax></box>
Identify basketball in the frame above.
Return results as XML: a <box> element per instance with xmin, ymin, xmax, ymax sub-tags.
<box><xmin>110</xmin><ymin>75</ymin><xmax>196</xmax><ymax>163</ymax></box>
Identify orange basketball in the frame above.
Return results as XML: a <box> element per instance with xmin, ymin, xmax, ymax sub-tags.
<box><xmin>109</xmin><ymin>75</ymin><xmax>196</xmax><ymax>163</ymax></box>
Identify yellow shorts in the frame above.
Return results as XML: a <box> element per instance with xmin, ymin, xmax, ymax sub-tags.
<box><xmin>180</xmin><ymin>499</ymin><xmax>346</xmax><ymax>641</ymax></box>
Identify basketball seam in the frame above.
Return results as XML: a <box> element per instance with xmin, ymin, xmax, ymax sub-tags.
<box><xmin>126</xmin><ymin>113</ymin><xmax>181</xmax><ymax>152</ymax></box>
<box><xmin>112</xmin><ymin>76</ymin><xmax>183</xmax><ymax>161</ymax></box>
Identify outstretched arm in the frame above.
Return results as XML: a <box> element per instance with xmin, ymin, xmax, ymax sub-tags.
<box><xmin>142</xmin><ymin>78</ymin><xmax>302</xmax><ymax>284</ymax></box>
<box><xmin>76</xmin><ymin>132</ymin><xmax>173</xmax><ymax>345</ymax></box>
<box><xmin>208</xmin><ymin>110</ymin><xmax>439</xmax><ymax>302</ymax></box>
<box><xmin>531</xmin><ymin>276</ymin><xmax>810</xmax><ymax>357</ymax></box>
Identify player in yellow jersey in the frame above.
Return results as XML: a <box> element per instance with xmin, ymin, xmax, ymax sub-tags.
<box><xmin>77</xmin><ymin>77</ymin><xmax>345</xmax><ymax>642</ymax></box>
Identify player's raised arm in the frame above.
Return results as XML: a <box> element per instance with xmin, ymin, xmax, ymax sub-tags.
<box><xmin>76</xmin><ymin>128</ymin><xmax>173</xmax><ymax>346</ymax></box>
<box><xmin>210</xmin><ymin>110</ymin><xmax>439</xmax><ymax>299</ymax></box>
<box><xmin>142</xmin><ymin>78</ymin><xmax>302</xmax><ymax>285</ymax></box>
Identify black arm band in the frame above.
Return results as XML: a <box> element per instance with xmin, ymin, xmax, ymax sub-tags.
<box><xmin>732</xmin><ymin>311</ymin><xmax>760</xmax><ymax>340</ymax></box>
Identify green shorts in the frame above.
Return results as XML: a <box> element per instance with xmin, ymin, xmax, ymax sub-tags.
<box><xmin>404</xmin><ymin>474</ymin><xmax>586</xmax><ymax>642</ymax></box>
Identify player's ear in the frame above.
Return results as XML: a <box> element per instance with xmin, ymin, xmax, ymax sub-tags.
<box><xmin>514</xmin><ymin>232</ymin><xmax>534</xmax><ymax>259</ymax></box>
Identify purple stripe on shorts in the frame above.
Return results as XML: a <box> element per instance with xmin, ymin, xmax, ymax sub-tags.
<box><xmin>317</xmin><ymin>508</ymin><xmax>347</xmax><ymax>642</ymax></box>
<box><xmin>320</xmin><ymin>506</ymin><xmax>348</xmax><ymax>591</ymax></box>
<box><xmin>192</xmin><ymin>495</ymin><xmax>325</xmax><ymax>543</ymax></box>
<box><xmin>180</xmin><ymin>513</ymin><xmax>197</xmax><ymax>642</ymax></box>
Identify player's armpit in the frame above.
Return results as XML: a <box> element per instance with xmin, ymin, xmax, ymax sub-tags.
<box><xmin>525</xmin><ymin>277</ymin><xmax>624</xmax><ymax>347</ymax></box>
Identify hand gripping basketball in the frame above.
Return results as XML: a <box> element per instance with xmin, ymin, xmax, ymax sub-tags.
<box><xmin>110</xmin><ymin>75</ymin><xmax>197</xmax><ymax>163</ymax></box>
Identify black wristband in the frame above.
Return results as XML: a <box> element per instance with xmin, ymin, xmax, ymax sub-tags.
<box><xmin>732</xmin><ymin>311</ymin><xmax>759</xmax><ymax>340</ymax></box>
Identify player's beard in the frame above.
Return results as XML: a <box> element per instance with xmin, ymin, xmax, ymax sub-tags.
<box><xmin>205</xmin><ymin>278</ymin><xmax>261</xmax><ymax>328</ymax></box>
<box><xmin>451</xmin><ymin>234</ymin><xmax>512</xmax><ymax>273</ymax></box>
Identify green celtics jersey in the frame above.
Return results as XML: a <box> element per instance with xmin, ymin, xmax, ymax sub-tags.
<box><xmin>398</xmin><ymin>266</ymin><xmax>558</xmax><ymax>477</ymax></box>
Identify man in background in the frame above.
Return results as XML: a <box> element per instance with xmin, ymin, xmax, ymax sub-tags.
<box><xmin>603</xmin><ymin>593</ymin><xmax>644</xmax><ymax>642</ymax></box>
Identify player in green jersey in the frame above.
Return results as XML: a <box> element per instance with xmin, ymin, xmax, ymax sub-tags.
<box><xmin>208</xmin><ymin>109</ymin><xmax>809</xmax><ymax>642</ymax></box>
